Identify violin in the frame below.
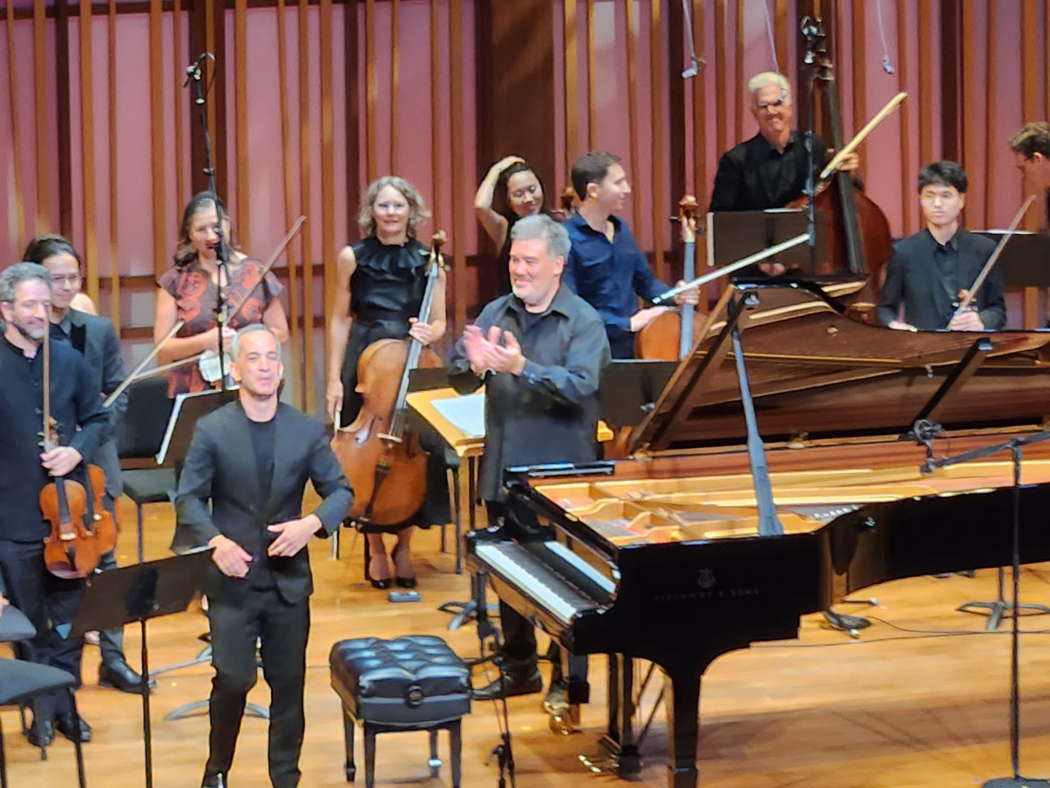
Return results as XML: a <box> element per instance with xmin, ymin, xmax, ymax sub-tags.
<box><xmin>635</xmin><ymin>195</ymin><xmax>706</xmax><ymax>360</ymax></box>
<box><xmin>331</xmin><ymin>232</ymin><xmax>446</xmax><ymax>526</ymax></box>
<box><xmin>39</xmin><ymin>326</ymin><xmax>117</xmax><ymax>579</ymax></box>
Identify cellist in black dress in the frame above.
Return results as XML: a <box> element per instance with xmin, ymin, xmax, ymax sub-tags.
<box><xmin>326</xmin><ymin>176</ymin><xmax>448</xmax><ymax>588</ymax></box>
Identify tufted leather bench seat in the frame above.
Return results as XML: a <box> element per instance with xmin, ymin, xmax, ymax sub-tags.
<box><xmin>329</xmin><ymin>635</ymin><xmax>471</xmax><ymax>787</ymax></box>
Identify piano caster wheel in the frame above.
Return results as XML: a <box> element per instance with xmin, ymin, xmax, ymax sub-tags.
<box><xmin>546</xmin><ymin>702</ymin><xmax>581</xmax><ymax>735</ymax></box>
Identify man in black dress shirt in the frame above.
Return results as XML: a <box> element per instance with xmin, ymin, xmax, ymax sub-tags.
<box><xmin>709</xmin><ymin>71</ymin><xmax>858</xmax><ymax>212</ymax></box>
<box><xmin>0</xmin><ymin>262</ymin><xmax>108</xmax><ymax>747</ymax></box>
<box><xmin>448</xmin><ymin>214</ymin><xmax>610</xmax><ymax>701</ymax></box>
<box><xmin>877</xmin><ymin>161</ymin><xmax>1005</xmax><ymax>331</ymax></box>
<box><xmin>24</xmin><ymin>234</ymin><xmax>149</xmax><ymax>695</ymax></box>
<box><xmin>175</xmin><ymin>324</ymin><xmax>352</xmax><ymax>788</ymax></box>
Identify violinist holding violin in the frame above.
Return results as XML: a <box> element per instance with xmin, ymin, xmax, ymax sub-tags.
<box><xmin>154</xmin><ymin>191</ymin><xmax>289</xmax><ymax>397</ymax></box>
<box><xmin>709</xmin><ymin>72</ymin><xmax>859</xmax><ymax>214</ymax></box>
<box><xmin>877</xmin><ymin>161</ymin><xmax>1005</xmax><ymax>332</ymax></box>
<box><xmin>0</xmin><ymin>262</ymin><xmax>108</xmax><ymax>748</ymax></box>
<box><xmin>326</xmin><ymin>176</ymin><xmax>448</xmax><ymax>588</ymax></box>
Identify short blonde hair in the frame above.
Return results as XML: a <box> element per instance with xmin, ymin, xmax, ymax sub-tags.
<box><xmin>747</xmin><ymin>72</ymin><xmax>791</xmax><ymax>104</ymax></box>
<box><xmin>1010</xmin><ymin>122</ymin><xmax>1050</xmax><ymax>160</ymax></box>
<box><xmin>357</xmin><ymin>176</ymin><xmax>430</xmax><ymax>238</ymax></box>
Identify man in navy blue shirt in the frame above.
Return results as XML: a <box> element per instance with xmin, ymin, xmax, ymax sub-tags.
<box><xmin>563</xmin><ymin>151</ymin><xmax>698</xmax><ymax>358</ymax></box>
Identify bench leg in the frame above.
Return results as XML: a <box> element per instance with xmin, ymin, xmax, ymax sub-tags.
<box><xmin>449</xmin><ymin>719</ymin><xmax>462</xmax><ymax>788</ymax></box>
<box><xmin>342</xmin><ymin>709</ymin><xmax>356</xmax><ymax>782</ymax></box>
<box><xmin>428</xmin><ymin>729</ymin><xmax>441</xmax><ymax>777</ymax></box>
<box><xmin>364</xmin><ymin>724</ymin><xmax>376</xmax><ymax>788</ymax></box>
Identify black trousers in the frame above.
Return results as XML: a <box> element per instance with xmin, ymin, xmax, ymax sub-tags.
<box><xmin>96</xmin><ymin>493</ymin><xmax>126</xmax><ymax>666</ymax></box>
<box><xmin>0</xmin><ymin>540</ymin><xmax>84</xmax><ymax>718</ymax></box>
<box><xmin>206</xmin><ymin>586</ymin><xmax>310</xmax><ymax>788</ymax></box>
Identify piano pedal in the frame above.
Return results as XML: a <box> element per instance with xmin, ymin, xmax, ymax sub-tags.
<box><xmin>577</xmin><ymin>753</ymin><xmax>618</xmax><ymax>774</ymax></box>
<box><xmin>822</xmin><ymin>609</ymin><xmax>871</xmax><ymax>639</ymax></box>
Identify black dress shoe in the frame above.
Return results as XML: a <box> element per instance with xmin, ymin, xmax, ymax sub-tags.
<box><xmin>472</xmin><ymin>663</ymin><xmax>543</xmax><ymax>701</ymax></box>
<box><xmin>100</xmin><ymin>660</ymin><xmax>155</xmax><ymax>694</ymax></box>
<box><xmin>55</xmin><ymin>711</ymin><xmax>92</xmax><ymax>743</ymax></box>
<box><xmin>201</xmin><ymin>772</ymin><xmax>227</xmax><ymax>788</ymax></box>
<box><xmin>26</xmin><ymin>718</ymin><xmax>55</xmax><ymax>748</ymax></box>
<box><xmin>369</xmin><ymin>577</ymin><xmax>392</xmax><ymax>590</ymax></box>
<box><xmin>394</xmin><ymin>575</ymin><xmax>417</xmax><ymax>588</ymax></box>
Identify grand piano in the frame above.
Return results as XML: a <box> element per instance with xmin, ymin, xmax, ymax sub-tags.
<box><xmin>466</xmin><ymin>279</ymin><xmax>1050</xmax><ymax>787</ymax></box>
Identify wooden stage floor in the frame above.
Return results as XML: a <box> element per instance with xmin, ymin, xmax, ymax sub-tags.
<box><xmin>5</xmin><ymin>494</ymin><xmax>1050</xmax><ymax>787</ymax></box>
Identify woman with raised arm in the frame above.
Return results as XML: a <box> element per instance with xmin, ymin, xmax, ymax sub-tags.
<box><xmin>153</xmin><ymin>191</ymin><xmax>289</xmax><ymax>397</ymax></box>
<box><xmin>326</xmin><ymin>176</ymin><xmax>448</xmax><ymax>589</ymax></box>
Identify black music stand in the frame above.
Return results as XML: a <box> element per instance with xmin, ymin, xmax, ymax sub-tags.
<box><xmin>707</xmin><ymin>209</ymin><xmax>832</xmax><ymax>275</ymax></box>
<box><xmin>976</xmin><ymin>230</ymin><xmax>1050</xmax><ymax>288</ymax></box>
<box><xmin>69</xmin><ymin>548</ymin><xmax>214</xmax><ymax>788</ymax></box>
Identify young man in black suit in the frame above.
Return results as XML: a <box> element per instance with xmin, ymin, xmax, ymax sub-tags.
<box><xmin>877</xmin><ymin>160</ymin><xmax>1006</xmax><ymax>332</ymax></box>
<box><xmin>23</xmin><ymin>234</ymin><xmax>149</xmax><ymax>696</ymax></box>
<box><xmin>175</xmin><ymin>324</ymin><xmax>352</xmax><ymax>788</ymax></box>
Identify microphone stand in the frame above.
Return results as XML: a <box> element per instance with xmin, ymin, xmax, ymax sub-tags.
<box><xmin>920</xmin><ymin>425</ymin><xmax>1050</xmax><ymax>788</ymax></box>
<box><xmin>186</xmin><ymin>52</ymin><xmax>230</xmax><ymax>392</ymax></box>
<box><xmin>472</xmin><ymin>571</ymin><xmax>517</xmax><ymax>788</ymax></box>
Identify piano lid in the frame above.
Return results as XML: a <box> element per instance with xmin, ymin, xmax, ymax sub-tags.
<box><xmin>628</xmin><ymin>280</ymin><xmax>1050</xmax><ymax>455</ymax></box>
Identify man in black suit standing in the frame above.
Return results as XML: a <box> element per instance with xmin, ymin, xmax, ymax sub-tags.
<box><xmin>22</xmin><ymin>233</ymin><xmax>149</xmax><ymax>697</ymax></box>
<box><xmin>175</xmin><ymin>324</ymin><xmax>352</xmax><ymax>788</ymax></box>
<box><xmin>877</xmin><ymin>160</ymin><xmax>1006</xmax><ymax>332</ymax></box>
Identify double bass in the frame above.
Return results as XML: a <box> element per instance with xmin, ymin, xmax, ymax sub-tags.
<box><xmin>39</xmin><ymin>324</ymin><xmax>117</xmax><ymax>579</ymax></box>
<box><xmin>634</xmin><ymin>195</ymin><xmax>705</xmax><ymax>360</ymax></box>
<box><xmin>331</xmin><ymin>232</ymin><xmax>446</xmax><ymax>526</ymax></box>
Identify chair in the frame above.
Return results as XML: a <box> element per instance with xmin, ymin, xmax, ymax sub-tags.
<box><xmin>0</xmin><ymin>605</ymin><xmax>87</xmax><ymax>787</ymax></box>
<box><xmin>115</xmin><ymin>376</ymin><xmax>175</xmax><ymax>562</ymax></box>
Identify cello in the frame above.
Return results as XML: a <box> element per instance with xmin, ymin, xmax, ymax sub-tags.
<box><xmin>39</xmin><ymin>323</ymin><xmax>117</xmax><ymax>579</ymax></box>
<box><xmin>331</xmin><ymin>232</ymin><xmax>446</xmax><ymax>526</ymax></box>
<box><xmin>634</xmin><ymin>195</ymin><xmax>705</xmax><ymax>360</ymax></box>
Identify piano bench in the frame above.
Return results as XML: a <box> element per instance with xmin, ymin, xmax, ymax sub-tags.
<box><xmin>329</xmin><ymin>635</ymin><xmax>471</xmax><ymax>787</ymax></box>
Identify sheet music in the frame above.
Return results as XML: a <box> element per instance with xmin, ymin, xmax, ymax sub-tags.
<box><xmin>431</xmin><ymin>392</ymin><xmax>486</xmax><ymax>439</ymax></box>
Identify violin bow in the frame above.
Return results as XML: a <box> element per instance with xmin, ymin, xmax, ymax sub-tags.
<box><xmin>819</xmin><ymin>92</ymin><xmax>907</xmax><ymax>180</ymax></box>
<box><xmin>951</xmin><ymin>194</ymin><xmax>1036</xmax><ymax>321</ymax></box>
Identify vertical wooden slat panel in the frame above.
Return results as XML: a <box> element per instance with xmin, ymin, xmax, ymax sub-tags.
<box><xmin>1021</xmin><ymin>0</ymin><xmax>1038</xmax><ymax>122</ymax></box>
<box><xmin>149</xmin><ymin>0</ymin><xmax>166</xmax><ymax>277</ymax></box>
<box><xmin>449</xmin><ymin>0</ymin><xmax>466</xmax><ymax>332</ymax></box>
<box><xmin>79</xmin><ymin>0</ymin><xmax>99</xmax><ymax>303</ymax></box>
<box><xmin>234</xmin><ymin>0</ymin><xmax>249</xmax><ymax>248</ymax></box>
<box><xmin>429</xmin><ymin>0</ymin><xmax>442</xmax><ymax>231</ymax></box>
<box><xmin>734</xmin><ymin>0</ymin><xmax>743</xmax><ymax>142</ymax></box>
<box><xmin>173</xmin><ymin>0</ymin><xmax>185</xmax><ymax>206</ymax></box>
<box><xmin>775</xmin><ymin>0</ymin><xmax>788</xmax><ymax>72</ymax></box>
<box><xmin>389</xmin><ymin>0</ymin><xmax>398</xmax><ymax>172</ymax></box>
<box><xmin>714</xmin><ymin>0</ymin><xmax>727</xmax><ymax>158</ymax></box>
<box><xmin>276</xmin><ymin>0</ymin><xmax>301</xmax><ymax>406</ymax></box>
<box><xmin>106</xmin><ymin>0</ymin><xmax>119</xmax><ymax>328</ymax></box>
<box><xmin>320</xmin><ymin>0</ymin><xmax>335</xmax><ymax>367</ymax></box>
<box><xmin>917</xmin><ymin>0</ymin><xmax>932</xmax><ymax>168</ymax></box>
<box><xmin>895</xmin><ymin>0</ymin><xmax>912</xmax><ymax>236</ymax></box>
<box><xmin>667</xmin><ymin>0</ymin><xmax>685</xmax><ymax>211</ymax></box>
<box><xmin>6</xmin><ymin>1</ymin><xmax>26</xmax><ymax>245</ymax></box>
<box><xmin>564</xmin><ymin>0</ymin><xmax>578</xmax><ymax>168</ymax></box>
<box><xmin>56</xmin><ymin>0</ymin><xmax>71</xmax><ymax>235</ymax></box>
<box><xmin>33</xmin><ymin>0</ymin><xmax>50</xmax><ymax>232</ymax></box>
<box><xmin>365</xmin><ymin>0</ymin><xmax>376</xmax><ymax>182</ymax></box>
<box><xmin>850</xmin><ymin>0</ymin><xmax>865</xmax><ymax>184</ymax></box>
<box><xmin>961</xmin><ymin>0</ymin><xmax>978</xmax><ymax>227</ymax></box>
<box><xmin>204</xmin><ymin>0</ymin><xmax>217</xmax><ymax>186</ymax></box>
<box><xmin>345</xmin><ymin>0</ymin><xmax>360</xmax><ymax>230</ymax></box>
<box><xmin>297</xmin><ymin>0</ymin><xmax>314</xmax><ymax>410</ymax></box>
<box><xmin>982</xmin><ymin>0</ymin><xmax>995</xmax><ymax>229</ymax></box>
<box><xmin>649</xmin><ymin>0</ymin><xmax>665</xmax><ymax>280</ymax></box>
<box><xmin>692</xmin><ymin>0</ymin><xmax>706</xmax><ymax>208</ymax></box>
<box><xmin>624</xmin><ymin>0</ymin><xmax>641</xmax><ymax>233</ymax></box>
<box><xmin>586</xmin><ymin>0</ymin><xmax>596</xmax><ymax>150</ymax></box>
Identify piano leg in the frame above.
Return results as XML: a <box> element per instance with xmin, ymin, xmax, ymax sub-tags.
<box><xmin>664</xmin><ymin>668</ymin><xmax>701</xmax><ymax>788</ymax></box>
<box><xmin>599</xmin><ymin>654</ymin><xmax>641</xmax><ymax>775</ymax></box>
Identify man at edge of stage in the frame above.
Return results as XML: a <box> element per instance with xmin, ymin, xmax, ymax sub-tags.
<box><xmin>877</xmin><ymin>160</ymin><xmax>1006</xmax><ymax>332</ymax></box>
<box><xmin>0</xmin><ymin>262</ymin><xmax>108</xmax><ymax>747</ymax></box>
<box><xmin>709</xmin><ymin>71</ymin><xmax>859</xmax><ymax>213</ymax></box>
<box><xmin>563</xmin><ymin>150</ymin><xmax>698</xmax><ymax>359</ymax></box>
<box><xmin>448</xmin><ymin>213</ymin><xmax>611</xmax><ymax>704</ymax></box>
<box><xmin>1011</xmin><ymin>121</ymin><xmax>1050</xmax><ymax>230</ymax></box>
<box><xmin>174</xmin><ymin>323</ymin><xmax>352</xmax><ymax>788</ymax></box>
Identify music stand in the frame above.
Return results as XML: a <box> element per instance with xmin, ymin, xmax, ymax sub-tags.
<box><xmin>70</xmin><ymin>548</ymin><xmax>214</xmax><ymax>788</ymax></box>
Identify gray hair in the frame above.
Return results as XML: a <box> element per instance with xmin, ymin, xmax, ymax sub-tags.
<box><xmin>0</xmin><ymin>262</ymin><xmax>51</xmax><ymax>303</ymax></box>
<box><xmin>231</xmin><ymin>323</ymin><xmax>278</xmax><ymax>361</ymax></box>
<box><xmin>509</xmin><ymin>214</ymin><xmax>570</xmax><ymax>259</ymax></box>
<box><xmin>357</xmin><ymin>176</ymin><xmax>430</xmax><ymax>238</ymax></box>
<box><xmin>747</xmin><ymin>71</ymin><xmax>791</xmax><ymax>103</ymax></box>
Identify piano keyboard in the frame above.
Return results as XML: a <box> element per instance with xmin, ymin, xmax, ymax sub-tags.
<box><xmin>474</xmin><ymin>541</ymin><xmax>606</xmax><ymax>626</ymax></box>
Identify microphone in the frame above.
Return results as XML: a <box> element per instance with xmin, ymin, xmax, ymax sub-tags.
<box><xmin>181</xmin><ymin>52</ymin><xmax>210</xmax><ymax>88</ymax></box>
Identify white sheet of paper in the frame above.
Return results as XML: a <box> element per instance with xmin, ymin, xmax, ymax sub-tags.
<box><xmin>431</xmin><ymin>392</ymin><xmax>486</xmax><ymax>439</ymax></box>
